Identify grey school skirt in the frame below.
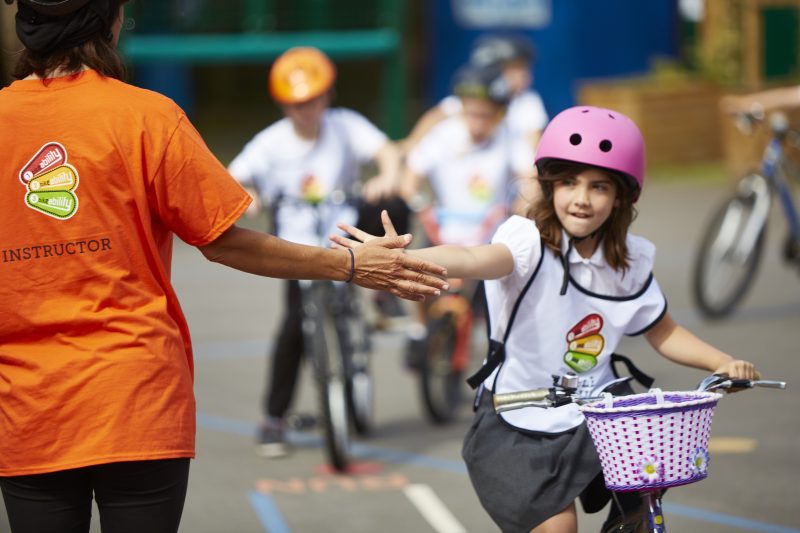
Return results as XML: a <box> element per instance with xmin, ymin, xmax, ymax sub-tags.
<box><xmin>462</xmin><ymin>393</ymin><xmax>603</xmax><ymax>533</ymax></box>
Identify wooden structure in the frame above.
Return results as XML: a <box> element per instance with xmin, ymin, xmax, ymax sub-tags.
<box><xmin>579</xmin><ymin>80</ymin><xmax>722</xmax><ymax>167</ymax></box>
<box><xmin>705</xmin><ymin>0</ymin><xmax>800</xmax><ymax>174</ymax></box>
<box><xmin>703</xmin><ymin>0</ymin><xmax>800</xmax><ymax>90</ymax></box>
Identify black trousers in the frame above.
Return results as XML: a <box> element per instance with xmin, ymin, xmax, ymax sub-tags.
<box><xmin>265</xmin><ymin>279</ymin><xmax>304</xmax><ymax>419</ymax></box>
<box><xmin>0</xmin><ymin>458</ymin><xmax>190</xmax><ymax>533</ymax></box>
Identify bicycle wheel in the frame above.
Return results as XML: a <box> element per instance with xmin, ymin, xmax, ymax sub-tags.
<box><xmin>693</xmin><ymin>176</ymin><xmax>768</xmax><ymax>318</ymax></box>
<box><xmin>305</xmin><ymin>283</ymin><xmax>350</xmax><ymax>471</ymax></box>
<box><xmin>419</xmin><ymin>313</ymin><xmax>464</xmax><ymax>424</ymax></box>
<box><xmin>342</xmin><ymin>288</ymin><xmax>373</xmax><ymax>436</ymax></box>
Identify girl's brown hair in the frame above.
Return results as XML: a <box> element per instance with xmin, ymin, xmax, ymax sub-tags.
<box><xmin>526</xmin><ymin>160</ymin><xmax>638</xmax><ymax>273</ymax></box>
<box><xmin>12</xmin><ymin>0</ymin><xmax>128</xmax><ymax>81</ymax></box>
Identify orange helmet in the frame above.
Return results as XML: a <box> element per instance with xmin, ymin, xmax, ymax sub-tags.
<box><xmin>269</xmin><ymin>47</ymin><xmax>336</xmax><ymax>105</ymax></box>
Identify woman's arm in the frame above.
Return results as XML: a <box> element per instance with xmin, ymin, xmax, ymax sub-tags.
<box><xmin>199</xmin><ymin>225</ymin><xmax>448</xmax><ymax>301</ymax></box>
<box><xmin>644</xmin><ymin>313</ymin><xmax>756</xmax><ymax>378</ymax></box>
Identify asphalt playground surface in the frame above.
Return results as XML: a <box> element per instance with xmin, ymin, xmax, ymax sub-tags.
<box><xmin>2</xmin><ymin>178</ymin><xmax>799</xmax><ymax>532</ymax></box>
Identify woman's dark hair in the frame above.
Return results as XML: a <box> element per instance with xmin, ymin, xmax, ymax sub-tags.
<box><xmin>526</xmin><ymin>160</ymin><xmax>637</xmax><ymax>273</ymax></box>
<box><xmin>12</xmin><ymin>0</ymin><xmax>128</xmax><ymax>81</ymax></box>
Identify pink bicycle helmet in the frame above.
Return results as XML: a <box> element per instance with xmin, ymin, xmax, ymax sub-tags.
<box><xmin>535</xmin><ymin>106</ymin><xmax>645</xmax><ymax>201</ymax></box>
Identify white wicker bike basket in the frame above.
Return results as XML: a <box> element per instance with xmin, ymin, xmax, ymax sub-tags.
<box><xmin>580</xmin><ymin>390</ymin><xmax>723</xmax><ymax>491</ymax></box>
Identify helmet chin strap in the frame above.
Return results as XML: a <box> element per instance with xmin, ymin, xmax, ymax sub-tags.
<box><xmin>559</xmin><ymin>228</ymin><xmax>603</xmax><ymax>296</ymax></box>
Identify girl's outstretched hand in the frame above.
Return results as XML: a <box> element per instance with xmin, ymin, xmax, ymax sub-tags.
<box><xmin>331</xmin><ymin>209</ymin><xmax>399</xmax><ymax>249</ymax></box>
<box><xmin>331</xmin><ymin>210</ymin><xmax>448</xmax><ymax>301</ymax></box>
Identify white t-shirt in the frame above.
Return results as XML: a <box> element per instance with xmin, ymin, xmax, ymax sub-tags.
<box><xmin>439</xmin><ymin>89</ymin><xmax>549</xmax><ymax>141</ymax></box>
<box><xmin>484</xmin><ymin>216</ymin><xmax>667</xmax><ymax>433</ymax></box>
<box><xmin>406</xmin><ymin>116</ymin><xmax>531</xmax><ymax>245</ymax></box>
<box><xmin>228</xmin><ymin>108</ymin><xmax>387</xmax><ymax>246</ymax></box>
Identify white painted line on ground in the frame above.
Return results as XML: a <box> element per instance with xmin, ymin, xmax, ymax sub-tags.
<box><xmin>404</xmin><ymin>483</ymin><xmax>467</xmax><ymax>533</ymax></box>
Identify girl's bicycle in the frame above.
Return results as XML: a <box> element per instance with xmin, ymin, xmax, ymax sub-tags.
<box><xmin>492</xmin><ymin>372</ymin><xmax>786</xmax><ymax>532</ymax></box>
<box><xmin>693</xmin><ymin>110</ymin><xmax>800</xmax><ymax>318</ymax></box>
<box><xmin>413</xmin><ymin>205</ymin><xmax>505</xmax><ymax>424</ymax></box>
<box><xmin>271</xmin><ymin>191</ymin><xmax>374</xmax><ymax>471</ymax></box>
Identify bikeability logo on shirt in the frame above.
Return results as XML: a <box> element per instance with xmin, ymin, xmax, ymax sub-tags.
<box><xmin>564</xmin><ymin>313</ymin><xmax>606</xmax><ymax>373</ymax></box>
<box><xmin>18</xmin><ymin>142</ymin><xmax>79</xmax><ymax>220</ymax></box>
<box><xmin>468</xmin><ymin>174</ymin><xmax>492</xmax><ymax>202</ymax></box>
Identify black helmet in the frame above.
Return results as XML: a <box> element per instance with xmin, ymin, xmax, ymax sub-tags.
<box><xmin>4</xmin><ymin>0</ymin><xmax>93</xmax><ymax>17</ymax></box>
<box><xmin>469</xmin><ymin>34</ymin><xmax>536</xmax><ymax>70</ymax></box>
<box><xmin>451</xmin><ymin>63</ymin><xmax>513</xmax><ymax>107</ymax></box>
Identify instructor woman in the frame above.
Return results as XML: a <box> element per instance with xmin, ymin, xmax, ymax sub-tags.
<box><xmin>0</xmin><ymin>1</ymin><xmax>446</xmax><ymax>532</ymax></box>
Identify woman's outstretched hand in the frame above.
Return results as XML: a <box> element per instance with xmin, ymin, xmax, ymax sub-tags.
<box><xmin>331</xmin><ymin>210</ymin><xmax>448</xmax><ymax>301</ymax></box>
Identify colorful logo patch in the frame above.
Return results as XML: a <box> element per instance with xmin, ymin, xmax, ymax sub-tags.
<box><xmin>300</xmin><ymin>174</ymin><xmax>324</xmax><ymax>204</ymax></box>
<box><xmin>563</xmin><ymin>313</ymin><xmax>605</xmax><ymax>373</ymax></box>
<box><xmin>19</xmin><ymin>142</ymin><xmax>79</xmax><ymax>220</ymax></box>
<box><xmin>468</xmin><ymin>175</ymin><xmax>492</xmax><ymax>202</ymax></box>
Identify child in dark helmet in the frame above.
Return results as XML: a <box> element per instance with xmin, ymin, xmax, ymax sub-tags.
<box><xmin>403</xmin><ymin>33</ymin><xmax>548</xmax><ymax>160</ymax></box>
<box><xmin>0</xmin><ymin>2</ymin><xmax>446</xmax><ymax>532</ymax></box>
<box><xmin>398</xmin><ymin>62</ymin><xmax>534</xmax><ymax>370</ymax></box>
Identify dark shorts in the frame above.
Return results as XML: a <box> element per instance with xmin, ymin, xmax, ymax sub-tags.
<box><xmin>462</xmin><ymin>393</ymin><xmax>603</xmax><ymax>533</ymax></box>
<box><xmin>0</xmin><ymin>458</ymin><xmax>190</xmax><ymax>533</ymax></box>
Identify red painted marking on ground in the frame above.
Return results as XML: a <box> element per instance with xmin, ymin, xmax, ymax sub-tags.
<box><xmin>314</xmin><ymin>460</ymin><xmax>384</xmax><ymax>476</ymax></box>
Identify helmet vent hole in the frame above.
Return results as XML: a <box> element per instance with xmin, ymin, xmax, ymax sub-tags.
<box><xmin>608</xmin><ymin>114</ymin><xmax>616</xmax><ymax>119</ymax></box>
<box><xmin>569</xmin><ymin>133</ymin><xmax>582</xmax><ymax>146</ymax></box>
<box><xmin>581</xmin><ymin>109</ymin><xmax>589</xmax><ymax>113</ymax></box>
<box><xmin>599</xmin><ymin>140</ymin><xmax>613</xmax><ymax>152</ymax></box>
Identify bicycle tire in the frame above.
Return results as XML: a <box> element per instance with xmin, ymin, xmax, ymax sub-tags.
<box><xmin>343</xmin><ymin>288</ymin><xmax>373</xmax><ymax>436</ymax></box>
<box><xmin>419</xmin><ymin>314</ymin><xmax>464</xmax><ymax>424</ymax></box>
<box><xmin>306</xmin><ymin>283</ymin><xmax>351</xmax><ymax>471</ymax></box>
<box><xmin>692</xmin><ymin>179</ymin><xmax>767</xmax><ymax>318</ymax></box>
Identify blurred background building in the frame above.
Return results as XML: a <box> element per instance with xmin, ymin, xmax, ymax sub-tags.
<box><xmin>2</xmin><ymin>0</ymin><xmax>800</xmax><ymax>172</ymax></box>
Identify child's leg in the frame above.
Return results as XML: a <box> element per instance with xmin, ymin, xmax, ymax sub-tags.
<box><xmin>530</xmin><ymin>502</ymin><xmax>577</xmax><ymax>533</ymax></box>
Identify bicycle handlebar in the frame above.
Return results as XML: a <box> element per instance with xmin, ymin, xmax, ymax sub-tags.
<box><xmin>695</xmin><ymin>373</ymin><xmax>786</xmax><ymax>392</ymax></box>
<box><xmin>493</xmin><ymin>373</ymin><xmax>787</xmax><ymax>414</ymax></box>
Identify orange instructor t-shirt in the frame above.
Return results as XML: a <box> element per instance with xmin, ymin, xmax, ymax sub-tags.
<box><xmin>0</xmin><ymin>70</ymin><xmax>251</xmax><ymax>475</ymax></box>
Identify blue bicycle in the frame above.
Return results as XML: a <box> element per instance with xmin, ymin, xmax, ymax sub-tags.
<box><xmin>693</xmin><ymin>110</ymin><xmax>800</xmax><ymax>318</ymax></box>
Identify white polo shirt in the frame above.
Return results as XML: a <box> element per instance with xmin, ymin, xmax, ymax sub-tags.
<box><xmin>228</xmin><ymin>108</ymin><xmax>387</xmax><ymax>246</ymax></box>
<box><xmin>406</xmin><ymin>117</ymin><xmax>531</xmax><ymax>245</ymax></box>
<box><xmin>484</xmin><ymin>216</ymin><xmax>667</xmax><ymax>434</ymax></box>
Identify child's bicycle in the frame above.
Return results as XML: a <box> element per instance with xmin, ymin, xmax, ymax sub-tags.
<box><xmin>693</xmin><ymin>109</ymin><xmax>800</xmax><ymax>318</ymax></box>
<box><xmin>412</xmin><ymin>205</ymin><xmax>505</xmax><ymax>424</ymax></box>
<box><xmin>492</xmin><ymin>372</ymin><xmax>786</xmax><ymax>532</ymax></box>
<box><xmin>269</xmin><ymin>191</ymin><xmax>374</xmax><ymax>471</ymax></box>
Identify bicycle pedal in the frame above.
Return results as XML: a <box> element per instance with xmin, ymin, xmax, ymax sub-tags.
<box><xmin>287</xmin><ymin>413</ymin><xmax>319</xmax><ymax>431</ymax></box>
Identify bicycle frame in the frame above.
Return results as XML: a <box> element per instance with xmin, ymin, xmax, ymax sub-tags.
<box><xmin>267</xmin><ymin>190</ymin><xmax>372</xmax><ymax>470</ymax></box>
<box><xmin>693</xmin><ymin>111</ymin><xmax>800</xmax><ymax>318</ymax></box>
<box><xmin>762</xmin><ymin>135</ymin><xmax>800</xmax><ymax>243</ymax></box>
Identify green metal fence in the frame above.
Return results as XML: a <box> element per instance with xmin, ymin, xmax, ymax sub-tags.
<box><xmin>121</xmin><ymin>0</ymin><xmax>408</xmax><ymax>136</ymax></box>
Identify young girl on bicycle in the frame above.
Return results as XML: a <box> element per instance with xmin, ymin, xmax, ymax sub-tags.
<box><xmin>227</xmin><ymin>47</ymin><xmax>403</xmax><ymax>458</ymax></box>
<box><xmin>333</xmin><ymin>105</ymin><xmax>757</xmax><ymax>533</ymax></box>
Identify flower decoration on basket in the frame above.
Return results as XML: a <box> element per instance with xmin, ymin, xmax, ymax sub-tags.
<box><xmin>637</xmin><ymin>455</ymin><xmax>664</xmax><ymax>484</ymax></box>
<box><xmin>688</xmin><ymin>447</ymin><xmax>710</xmax><ymax>475</ymax></box>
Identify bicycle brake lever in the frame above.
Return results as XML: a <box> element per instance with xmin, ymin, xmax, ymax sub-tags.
<box><xmin>696</xmin><ymin>374</ymin><xmax>729</xmax><ymax>391</ymax></box>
